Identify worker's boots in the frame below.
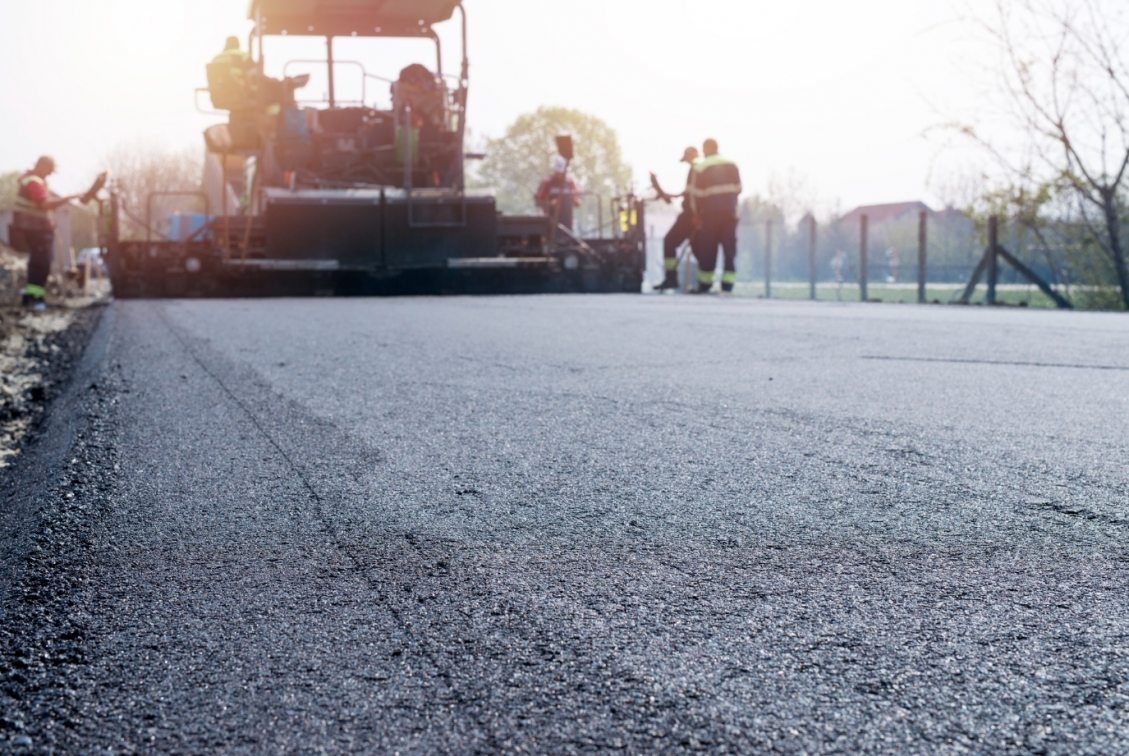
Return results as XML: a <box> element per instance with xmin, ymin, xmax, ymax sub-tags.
<box><xmin>21</xmin><ymin>293</ymin><xmax>46</xmax><ymax>311</ymax></box>
<box><xmin>655</xmin><ymin>270</ymin><xmax>679</xmax><ymax>291</ymax></box>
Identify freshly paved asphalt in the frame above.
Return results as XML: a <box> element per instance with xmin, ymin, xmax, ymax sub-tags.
<box><xmin>3</xmin><ymin>295</ymin><xmax>1129</xmax><ymax>754</ymax></box>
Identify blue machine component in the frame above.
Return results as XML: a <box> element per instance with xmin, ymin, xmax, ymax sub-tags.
<box><xmin>160</xmin><ymin>213</ymin><xmax>212</xmax><ymax>241</ymax></box>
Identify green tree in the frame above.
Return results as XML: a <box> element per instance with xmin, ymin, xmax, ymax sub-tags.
<box><xmin>474</xmin><ymin>107</ymin><xmax>632</xmax><ymax>233</ymax></box>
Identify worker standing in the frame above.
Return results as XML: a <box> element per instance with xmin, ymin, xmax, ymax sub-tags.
<box><xmin>535</xmin><ymin>156</ymin><xmax>582</xmax><ymax>233</ymax></box>
<box><xmin>690</xmin><ymin>139</ymin><xmax>742</xmax><ymax>293</ymax></box>
<box><xmin>653</xmin><ymin>146</ymin><xmax>699</xmax><ymax>291</ymax></box>
<box><xmin>12</xmin><ymin>157</ymin><xmax>80</xmax><ymax>310</ymax></box>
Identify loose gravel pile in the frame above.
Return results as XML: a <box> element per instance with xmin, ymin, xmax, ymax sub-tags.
<box><xmin>0</xmin><ymin>246</ymin><xmax>27</xmax><ymax>306</ymax></box>
<box><xmin>0</xmin><ymin>307</ymin><xmax>102</xmax><ymax>468</ymax></box>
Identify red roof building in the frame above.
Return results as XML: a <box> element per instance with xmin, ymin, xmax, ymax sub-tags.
<box><xmin>839</xmin><ymin>201</ymin><xmax>933</xmax><ymax>226</ymax></box>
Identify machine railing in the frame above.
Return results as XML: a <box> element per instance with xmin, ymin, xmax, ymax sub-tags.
<box><xmin>284</xmin><ymin>59</ymin><xmax>369</xmax><ymax>106</ymax></box>
<box><xmin>401</xmin><ymin>103</ymin><xmax>468</xmax><ymax>229</ymax></box>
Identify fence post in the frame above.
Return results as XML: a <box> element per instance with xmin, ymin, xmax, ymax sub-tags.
<box><xmin>859</xmin><ymin>214</ymin><xmax>868</xmax><ymax>302</ymax></box>
<box><xmin>809</xmin><ymin>216</ymin><xmax>817</xmax><ymax>300</ymax></box>
<box><xmin>765</xmin><ymin>220</ymin><xmax>773</xmax><ymax>299</ymax></box>
<box><xmin>917</xmin><ymin>210</ymin><xmax>927</xmax><ymax>304</ymax></box>
<box><xmin>987</xmin><ymin>215</ymin><xmax>998</xmax><ymax>305</ymax></box>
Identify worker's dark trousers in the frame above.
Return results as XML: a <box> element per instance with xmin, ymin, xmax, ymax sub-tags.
<box><xmin>663</xmin><ymin>211</ymin><xmax>696</xmax><ymax>268</ymax></box>
<box><xmin>658</xmin><ymin>211</ymin><xmax>696</xmax><ymax>287</ymax></box>
<box><xmin>24</xmin><ymin>230</ymin><xmax>53</xmax><ymax>297</ymax></box>
<box><xmin>694</xmin><ymin>212</ymin><xmax>738</xmax><ymax>291</ymax></box>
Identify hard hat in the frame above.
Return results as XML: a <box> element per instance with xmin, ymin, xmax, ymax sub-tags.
<box><xmin>225</xmin><ymin>36</ymin><xmax>240</xmax><ymax>50</ymax></box>
<box><xmin>551</xmin><ymin>155</ymin><xmax>568</xmax><ymax>173</ymax></box>
<box><xmin>680</xmin><ymin>147</ymin><xmax>699</xmax><ymax>163</ymax></box>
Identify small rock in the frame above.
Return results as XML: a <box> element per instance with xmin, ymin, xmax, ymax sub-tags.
<box><xmin>12</xmin><ymin>735</ymin><xmax>32</xmax><ymax>747</ymax></box>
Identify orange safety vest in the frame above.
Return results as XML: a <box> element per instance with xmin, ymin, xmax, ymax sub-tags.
<box><xmin>14</xmin><ymin>174</ymin><xmax>49</xmax><ymax>218</ymax></box>
<box><xmin>13</xmin><ymin>173</ymin><xmax>52</xmax><ymax>232</ymax></box>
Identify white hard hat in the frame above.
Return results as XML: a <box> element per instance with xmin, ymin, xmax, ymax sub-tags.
<box><xmin>551</xmin><ymin>155</ymin><xmax>568</xmax><ymax>173</ymax></box>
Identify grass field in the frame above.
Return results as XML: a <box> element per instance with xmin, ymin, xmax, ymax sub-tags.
<box><xmin>727</xmin><ymin>281</ymin><xmax>1063</xmax><ymax>308</ymax></box>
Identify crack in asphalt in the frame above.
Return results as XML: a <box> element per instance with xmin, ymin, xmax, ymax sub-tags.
<box><xmin>862</xmin><ymin>355</ymin><xmax>1129</xmax><ymax>370</ymax></box>
<box><xmin>151</xmin><ymin>304</ymin><xmax>468</xmax><ymax>708</ymax></box>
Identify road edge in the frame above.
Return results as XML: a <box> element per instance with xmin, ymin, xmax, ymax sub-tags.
<box><xmin>0</xmin><ymin>304</ymin><xmax>119</xmax><ymax>749</ymax></box>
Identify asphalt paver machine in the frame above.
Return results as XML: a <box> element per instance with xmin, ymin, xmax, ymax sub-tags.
<box><xmin>106</xmin><ymin>0</ymin><xmax>644</xmax><ymax>297</ymax></box>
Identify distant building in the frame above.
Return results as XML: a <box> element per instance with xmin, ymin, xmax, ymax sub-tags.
<box><xmin>839</xmin><ymin>201</ymin><xmax>933</xmax><ymax>228</ymax></box>
<box><xmin>836</xmin><ymin>201</ymin><xmax>976</xmax><ymax>283</ymax></box>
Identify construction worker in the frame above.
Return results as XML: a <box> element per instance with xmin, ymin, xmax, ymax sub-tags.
<box><xmin>207</xmin><ymin>37</ymin><xmax>254</xmax><ymax>109</ymax></box>
<box><xmin>12</xmin><ymin>157</ymin><xmax>81</xmax><ymax>310</ymax></box>
<box><xmin>208</xmin><ymin>37</ymin><xmax>279</xmax><ymax>149</ymax></box>
<box><xmin>690</xmin><ymin>139</ymin><xmax>742</xmax><ymax>293</ymax></box>
<box><xmin>652</xmin><ymin>146</ymin><xmax>700</xmax><ymax>291</ymax></box>
<box><xmin>535</xmin><ymin>156</ymin><xmax>582</xmax><ymax>232</ymax></box>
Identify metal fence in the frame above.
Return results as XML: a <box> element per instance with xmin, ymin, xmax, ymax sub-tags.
<box><xmin>647</xmin><ymin>211</ymin><xmax>1072</xmax><ymax>306</ymax></box>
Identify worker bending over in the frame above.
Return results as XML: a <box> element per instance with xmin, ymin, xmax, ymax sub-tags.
<box><xmin>12</xmin><ymin>157</ymin><xmax>80</xmax><ymax>310</ymax></box>
<box><xmin>654</xmin><ymin>146</ymin><xmax>699</xmax><ymax>291</ymax></box>
<box><xmin>690</xmin><ymin>139</ymin><xmax>741</xmax><ymax>293</ymax></box>
<box><xmin>535</xmin><ymin>156</ymin><xmax>582</xmax><ymax>232</ymax></box>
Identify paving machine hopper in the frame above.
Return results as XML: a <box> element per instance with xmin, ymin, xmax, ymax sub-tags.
<box><xmin>106</xmin><ymin>0</ymin><xmax>644</xmax><ymax>297</ymax></box>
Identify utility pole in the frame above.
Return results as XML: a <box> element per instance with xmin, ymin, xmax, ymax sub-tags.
<box><xmin>765</xmin><ymin>220</ymin><xmax>773</xmax><ymax>299</ymax></box>
<box><xmin>859</xmin><ymin>214</ymin><xmax>868</xmax><ymax>302</ymax></box>
<box><xmin>917</xmin><ymin>210</ymin><xmax>927</xmax><ymax>304</ymax></box>
<box><xmin>987</xmin><ymin>215</ymin><xmax>998</xmax><ymax>305</ymax></box>
<box><xmin>809</xmin><ymin>215</ymin><xmax>817</xmax><ymax>300</ymax></box>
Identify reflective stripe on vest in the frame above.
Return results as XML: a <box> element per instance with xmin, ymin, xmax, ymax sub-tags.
<box><xmin>15</xmin><ymin>175</ymin><xmax>49</xmax><ymax>218</ymax></box>
<box><xmin>691</xmin><ymin>155</ymin><xmax>737</xmax><ymax>172</ymax></box>
<box><xmin>690</xmin><ymin>155</ymin><xmax>742</xmax><ymax>199</ymax></box>
<box><xmin>691</xmin><ymin>183</ymin><xmax>743</xmax><ymax>199</ymax></box>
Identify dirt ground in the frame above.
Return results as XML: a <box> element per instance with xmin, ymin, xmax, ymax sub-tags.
<box><xmin>0</xmin><ymin>246</ymin><xmax>27</xmax><ymax>306</ymax></box>
<box><xmin>0</xmin><ymin>244</ymin><xmax>108</xmax><ymax>467</ymax></box>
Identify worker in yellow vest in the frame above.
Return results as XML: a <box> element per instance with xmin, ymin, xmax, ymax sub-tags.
<box><xmin>689</xmin><ymin>139</ymin><xmax>742</xmax><ymax>293</ymax></box>
<box><xmin>12</xmin><ymin>157</ymin><xmax>81</xmax><ymax>309</ymax></box>
<box><xmin>207</xmin><ymin>37</ymin><xmax>255</xmax><ymax>110</ymax></box>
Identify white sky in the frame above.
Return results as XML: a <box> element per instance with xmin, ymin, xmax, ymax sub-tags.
<box><xmin>0</xmin><ymin>0</ymin><xmax>994</xmax><ymax>211</ymax></box>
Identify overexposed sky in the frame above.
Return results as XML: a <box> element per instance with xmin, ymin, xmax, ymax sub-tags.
<box><xmin>1</xmin><ymin>0</ymin><xmax>994</xmax><ymax>211</ymax></box>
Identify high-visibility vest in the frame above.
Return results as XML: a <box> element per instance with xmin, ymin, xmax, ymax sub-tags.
<box><xmin>14</xmin><ymin>174</ymin><xmax>49</xmax><ymax>220</ymax></box>
<box><xmin>213</xmin><ymin>48</ymin><xmax>251</xmax><ymax>65</ymax></box>
<box><xmin>690</xmin><ymin>155</ymin><xmax>742</xmax><ymax>215</ymax></box>
<box><xmin>210</xmin><ymin>48</ymin><xmax>253</xmax><ymax>89</ymax></box>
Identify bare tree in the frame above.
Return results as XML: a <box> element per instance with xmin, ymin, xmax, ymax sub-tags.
<box><xmin>102</xmin><ymin>142</ymin><xmax>204</xmax><ymax>240</ymax></box>
<box><xmin>962</xmin><ymin>0</ymin><xmax>1129</xmax><ymax>308</ymax></box>
<box><xmin>766</xmin><ymin>169</ymin><xmax>818</xmax><ymax>230</ymax></box>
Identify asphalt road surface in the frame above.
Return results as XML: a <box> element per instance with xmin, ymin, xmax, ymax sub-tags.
<box><xmin>3</xmin><ymin>295</ymin><xmax>1129</xmax><ymax>754</ymax></box>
